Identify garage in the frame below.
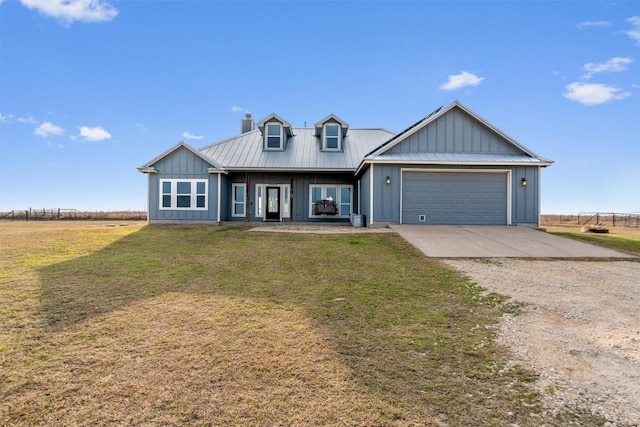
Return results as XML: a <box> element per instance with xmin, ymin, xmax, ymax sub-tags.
<box><xmin>401</xmin><ymin>171</ymin><xmax>509</xmax><ymax>225</ymax></box>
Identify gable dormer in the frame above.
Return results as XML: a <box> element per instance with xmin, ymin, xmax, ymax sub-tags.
<box><xmin>257</xmin><ymin>113</ymin><xmax>293</xmax><ymax>151</ymax></box>
<box><xmin>315</xmin><ymin>114</ymin><xmax>349</xmax><ymax>151</ymax></box>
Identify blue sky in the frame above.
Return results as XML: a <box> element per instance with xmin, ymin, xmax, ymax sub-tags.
<box><xmin>1</xmin><ymin>0</ymin><xmax>639</xmax><ymax>214</ymax></box>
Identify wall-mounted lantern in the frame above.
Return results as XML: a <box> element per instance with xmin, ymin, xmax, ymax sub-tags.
<box><xmin>386</xmin><ymin>176</ymin><xmax>391</xmax><ymax>185</ymax></box>
<box><xmin>521</xmin><ymin>177</ymin><xmax>527</xmax><ymax>187</ymax></box>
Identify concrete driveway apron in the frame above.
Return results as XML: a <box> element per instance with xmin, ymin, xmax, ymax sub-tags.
<box><xmin>388</xmin><ymin>225</ymin><xmax>636</xmax><ymax>258</ymax></box>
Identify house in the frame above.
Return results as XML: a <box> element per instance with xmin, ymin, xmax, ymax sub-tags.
<box><xmin>138</xmin><ymin>101</ymin><xmax>553</xmax><ymax>227</ymax></box>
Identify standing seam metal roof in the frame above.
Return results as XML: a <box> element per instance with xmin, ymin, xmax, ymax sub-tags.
<box><xmin>198</xmin><ymin>128</ymin><xmax>395</xmax><ymax>170</ymax></box>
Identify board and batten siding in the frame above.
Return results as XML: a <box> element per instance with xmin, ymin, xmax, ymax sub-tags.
<box><xmin>364</xmin><ymin>164</ymin><xmax>540</xmax><ymax>226</ymax></box>
<box><xmin>147</xmin><ymin>146</ymin><xmax>220</xmax><ymax>223</ymax></box>
<box><xmin>389</xmin><ymin>108</ymin><xmax>520</xmax><ymax>155</ymax></box>
<box><xmin>223</xmin><ymin>172</ymin><xmax>357</xmax><ymax>222</ymax></box>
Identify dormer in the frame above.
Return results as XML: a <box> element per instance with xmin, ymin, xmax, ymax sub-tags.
<box><xmin>257</xmin><ymin>113</ymin><xmax>293</xmax><ymax>151</ymax></box>
<box><xmin>315</xmin><ymin>114</ymin><xmax>349</xmax><ymax>151</ymax></box>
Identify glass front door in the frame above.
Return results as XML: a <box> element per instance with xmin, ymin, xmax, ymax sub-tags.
<box><xmin>265</xmin><ymin>186</ymin><xmax>280</xmax><ymax>221</ymax></box>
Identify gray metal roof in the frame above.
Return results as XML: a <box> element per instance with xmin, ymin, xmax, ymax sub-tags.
<box><xmin>198</xmin><ymin>128</ymin><xmax>395</xmax><ymax>171</ymax></box>
<box><xmin>369</xmin><ymin>152</ymin><xmax>554</xmax><ymax>165</ymax></box>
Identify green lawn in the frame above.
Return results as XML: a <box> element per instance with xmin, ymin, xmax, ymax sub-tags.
<box><xmin>0</xmin><ymin>222</ymin><xmax>604</xmax><ymax>426</ymax></box>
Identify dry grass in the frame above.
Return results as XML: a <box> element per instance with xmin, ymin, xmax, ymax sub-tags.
<box><xmin>0</xmin><ymin>222</ymin><xmax>604</xmax><ymax>426</ymax></box>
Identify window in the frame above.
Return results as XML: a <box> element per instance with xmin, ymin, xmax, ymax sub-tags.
<box><xmin>160</xmin><ymin>179</ymin><xmax>207</xmax><ymax>210</ymax></box>
<box><xmin>309</xmin><ymin>184</ymin><xmax>352</xmax><ymax>217</ymax></box>
<box><xmin>255</xmin><ymin>184</ymin><xmax>263</xmax><ymax>217</ymax></box>
<box><xmin>232</xmin><ymin>183</ymin><xmax>246</xmax><ymax>217</ymax></box>
<box><xmin>323</xmin><ymin>124</ymin><xmax>341</xmax><ymax>150</ymax></box>
<box><xmin>266</xmin><ymin>123</ymin><xmax>283</xmax><ymax>149</ymax></box>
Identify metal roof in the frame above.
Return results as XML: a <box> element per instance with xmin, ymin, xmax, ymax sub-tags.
<box><xmin>368</xmin><ymin>152</ymin><xmax>554</xmax><ymax>165</ymax></box>
<box><xmin>198</xmin><ymin>128</ymin><xmax>395</xmax><ymax>171</ymax></box>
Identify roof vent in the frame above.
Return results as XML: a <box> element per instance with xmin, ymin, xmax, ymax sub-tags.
<box><xmin>241</xmin><ymin>113</ymin><xmax>255</xmax><ymax>134</ymax></box>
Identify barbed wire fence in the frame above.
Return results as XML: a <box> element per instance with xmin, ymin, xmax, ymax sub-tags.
<box><xmin>541</xmin><ymin>212</ymin><xmax>640</xmax><ymax>228</ymax></box>
<box><xmin>1</xmin><ymin>208</ymin><xmax>147</xmax><ymax>221</ymax></box>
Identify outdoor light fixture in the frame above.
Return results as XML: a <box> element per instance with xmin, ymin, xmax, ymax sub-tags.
<box><xmin>521</xmin><ymin>178</ymin><xmax>527</xmax><ymax>187</ymax></box>
<box><xmin>386</xmin><ymin>176</ymin><xmax>391</xmax><ymax>185</ymax></box>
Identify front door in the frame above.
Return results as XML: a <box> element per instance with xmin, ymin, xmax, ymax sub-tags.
<box><xmin>265</xmin><ymin>186</ymin><xmax>280</xmax><ymax>221</ymax></box>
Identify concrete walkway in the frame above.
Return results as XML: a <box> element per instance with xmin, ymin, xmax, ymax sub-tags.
<box><xmin>389</xmin><ymin>225</ymin><xmax>636</xmax><ymax>258</ymax></box>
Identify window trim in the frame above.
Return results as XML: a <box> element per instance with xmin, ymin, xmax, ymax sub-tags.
<box><xmin>159</xmin><ymin>179</ymin><xmax>208</xmax><ymax>211</ymax></box>
<box><xmin>322</xmin><ymin>123</ymin><xmax>341</xmax><ymax>151</ymax></box>
<box><xmin>265</xmin><ymin>122</ymin><xmax>284</xmax><ymax>150</ymax></box>
<box><xmin>309</xmin><ymin>184</ymin><xmax>352</xmax><ymax>218</ymax></box>
<box><xmin>255</xmin><ymin>183</ymin><xmax>290</xmax><ymax>219</ymax></box>
<box><xmin>232</xmin><ymin>183</ymin><xmax>247</xmax><ymax>217</ymax></box>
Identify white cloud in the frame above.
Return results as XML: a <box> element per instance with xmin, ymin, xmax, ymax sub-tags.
<box><xmin>583</xmin><ymin>57</ymin><xmax>633</xmax><ymax>79</ymax></box>
<box><xmin>231</xmin><ymin>105</ymin><xmax>250</xmax><ymax>114</ymax></box>
<box><xmin>440</xmin><ymin>71</ymin><xmax>484</xmax><ymax>91</ymax></box>
<box><xmin>34</xmin><ymin>121</ymin><xmax>65</xmax><ymax>137</ymax></box>
<box><xmin>563</xmin><ymin>82</ymin><xmax>630</xmax><ymax>105</ymax></box>
<box><xmin>17</xmin><ymin>116</ymin><xmax>39</xmax><ymax>124</ymax></box>
<box><xmin>0</xmin><ymin>112</ymin><xmax>13</xmax><ymax>122</ymax></box>
<box><xmin>626</xmin><ymin>16</ymin><xmax>640</xmax><ymax>46</ymax></box>
<box><xmin>577</xmin><ymin>21</ymin><xmax>610</xmax><ymax>29</ymax></box>
<box><xmin>19</xmin><ymin>0</ymin><xmax>118</xmax><ymax>24</ymax></box>
<box><xmin>182</xmin><ymin>131</ymin><xmax>204</xmax><ymax>140</ymax></box>
<box><xmin>79</xmin><ymin>126</ymin><xmax>111</xmax><ymax>141</ymax></box>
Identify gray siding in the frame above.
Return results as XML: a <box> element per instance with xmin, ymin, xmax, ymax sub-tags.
<box><xmin>371</xmin><ymin>164</ymin><xmax>401</xmax><ymax>224</ymax></box>
<box><xmin>365</xmin><ymin>164</ymin><xmax>540</xmax><ymax>226</ymax></box>
<box><xmin>511</xmin><ymin>166</ymin><xmax>539</xmax><ymax>225</ymax></box>
<box><xmin>389</xmin><ymin>108</ymin><xmax>520</xmax><ymax>155</ymax></box>
<box><xmin>224</xmin><ymin>172</ymin><xmax>356</xmax><ymax>222</ymax></box>
<box><xmin>147</xmin><ymin>146</ymin><xmax>219</xmax><ymax>223</ymax></box>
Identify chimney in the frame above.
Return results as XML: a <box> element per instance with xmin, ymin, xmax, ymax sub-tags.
<box><xmin>241</xmin><ymin>113</ymin><xmax>255</xmax><ymax>133</ymax></box>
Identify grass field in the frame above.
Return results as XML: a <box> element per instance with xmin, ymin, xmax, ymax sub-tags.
<box><xmin>543</xmin><ymin>224</ymin><xmax>640</xmax><ymax>257</ymax></box>
<box><xmin>0</xmin><ymin>222</ymin><xmax>605</xmax><ymax>426</ymax></box>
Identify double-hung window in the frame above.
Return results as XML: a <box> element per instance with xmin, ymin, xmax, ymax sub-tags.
<box><xmin>266</xmin><ymin>123</ymin><xmax>283</xmax><ymax>149</ymax></box>
<box><xmin>323</xmin><ymin>124</ymin><xmax>341</xmax><ymax>150</ymax></box>
<box><xmin>309</xmin><ymin>184</ymin><xmax>352</xmax><ymax>217</ymax></box>
<box><xmin>160</xmin><ymin>179</ymin><xmax>207</xmax><ymax>210</ymax></box>
<box><xmin>232</xmin><ymin>183</ymin><xmax>246</xmax><ymax>217</ymax></box>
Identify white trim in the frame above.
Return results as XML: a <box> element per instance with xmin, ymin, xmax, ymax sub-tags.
<box><xmin>400</xmin><ymin>168</ymin><xmax>512</xmax><ymax>226</ymax></box>
<box><xmin>231</xmin><ymin>183</ymin><xmax>247</xmax><ymax>217</ymax></box>
<box><xmin>308</xmin><ymin>184</ymin><xmax>353</xmax><ymax>218</ymax></box>
<box><xmin>254</xmin><ymin>184</ymin><xmax>290</xmax><ymax>221</ymax></box>
<box><xmin>355</xmin><ymin>158</ymin><xmax>552</xmax><ymax>175</ymax></box>
<box><xmin>255</xmin><ymin>184</ymin><xmax>264</xmax><ymax>218</ymax></box>
<box><xmin>369</xmin><ymin>164</ymin><xmax>374</xmax><ymax>225</ymax></box>
<box><xmin>322</xmin><ymin>123</ymin><xmax>342</xmax><ymax>151</ymax></box>
<box><xmin>537</xmin><ymin>165</ymin><xmax>542</xmax><ymax>227</ymax></box>
<box><xmin>368</xmin><ymin>101</ymin><xmax>542</xmax><ymax>159</ymax></box>
<box><xmin>265</xmin><ymin>122</ymin><xmax>284</xmax><ymax>150</ymax></box>
<box><xmin>217</xmin><ymin>175</ymin><xmax>221</xmax><ymax>223</ymax></box>
<box><xmin>159</xmin><ymin>179</ymin><xmax>208</xmax><ymax>211</ymax></box>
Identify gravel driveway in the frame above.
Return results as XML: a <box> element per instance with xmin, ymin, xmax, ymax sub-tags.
<box><xmin>444</xmin><ymin>259</ymin><xmax>640</xmax><ymax>425</ymax></box>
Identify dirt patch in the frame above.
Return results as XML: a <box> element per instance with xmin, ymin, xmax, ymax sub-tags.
<box><xmin>444</xmin><ymin>259</ymin><xmax>640</xmax><ymax>425</ymax></box>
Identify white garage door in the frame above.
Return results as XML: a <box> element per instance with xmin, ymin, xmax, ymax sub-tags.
<box><xmin>402</xmin><ymin>171</ymin><xmax>508</xmax><ymax>225</ymax></box>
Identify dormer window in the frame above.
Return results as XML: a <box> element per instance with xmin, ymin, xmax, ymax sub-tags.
<box><xmin>323</xmin><ymin>124</ymin><xmax>340</xmax><ymax>150</ymax></box>
<box><xmin>257</xmin><ymin>114</ymin><xmax>292</xmax><ymax>151</ymax></box>
<box><xmin>266</xmin><ymin>123</ymin><xmax>283</xmax><ymax>149</ymax></box>
<box><xmin>315</xmin><ymin>114</ymin><xmax>349</xmax><ymax>152</ymax></box>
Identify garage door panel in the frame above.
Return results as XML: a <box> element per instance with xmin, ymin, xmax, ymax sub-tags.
<box><xmin>402</xmin><ymin>172</ymin><xmax>507</xmax><ymax>225</ymax></box>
